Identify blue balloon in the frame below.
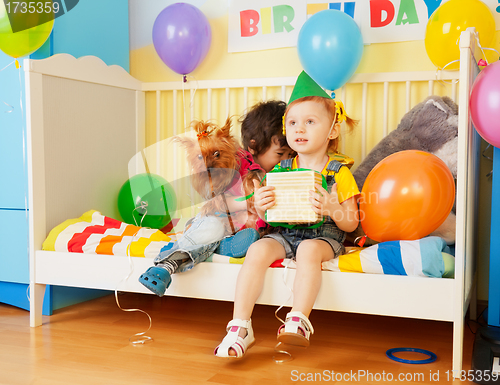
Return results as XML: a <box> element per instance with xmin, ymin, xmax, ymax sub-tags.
<box><xmin>297</xmin><ymin>10</ymin><xmax>363</xmax><ymax>91</ymax></box>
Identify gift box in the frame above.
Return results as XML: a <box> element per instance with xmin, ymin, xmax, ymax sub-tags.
<box><xmin>266</xmin><ymin>170</ymin><xmax>324</xmax><ymax>224</ymax></box>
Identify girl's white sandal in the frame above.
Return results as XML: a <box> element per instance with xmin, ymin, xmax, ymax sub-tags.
<box><xmin>277</xmin><ymin>311</ymin><xmax>314</xmax><ymax>347</ymax></box>
<box><xmin>214</xmin><ymin>319</ymin><xmax>255</xmax><ymax>358</ymax></box>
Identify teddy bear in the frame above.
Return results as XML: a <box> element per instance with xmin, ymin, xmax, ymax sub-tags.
<box><xmin>347</xmin><ymin>95</ymin><xmax>459</xmax><ymax>246</ymax></box>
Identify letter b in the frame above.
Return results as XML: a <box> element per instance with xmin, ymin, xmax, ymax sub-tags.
<box><xmin>240</xmin><ymin>10</ymin><xmax>260</xmax><ymax>37</ymax></box>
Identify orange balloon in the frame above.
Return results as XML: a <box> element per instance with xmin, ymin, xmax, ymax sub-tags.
<box><xmin>359</xmin><ymin>150</ymin><xmax>455</xmax><ymax>242</ymax></box>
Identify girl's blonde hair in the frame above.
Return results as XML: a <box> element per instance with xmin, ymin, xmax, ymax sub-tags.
<box><xmin>285</xmin><ymin>96</ymin><xmax>358</xmax><ymax>153</ymax></box>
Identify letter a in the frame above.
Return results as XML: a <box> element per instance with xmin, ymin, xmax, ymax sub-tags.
<box><xmin>396</xmin><ymin>0</ymin><xmax>419</xmax><ymax>25</ymax></box>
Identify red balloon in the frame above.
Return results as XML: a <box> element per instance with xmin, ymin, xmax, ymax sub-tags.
<box><xmin>359</xmin><ymin>150</ymin><xmax>455</xmax><ymax>242</ymax></box>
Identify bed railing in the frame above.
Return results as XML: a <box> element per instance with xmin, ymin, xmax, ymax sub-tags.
<box><xmin>138</xmin><ymin>68</ymin><xmax>460</xmax><ymax>221</ymax></box>
<box><xmin>141</xmin><ymin>70</ymin><xmax>459</xmax><ymax>166</ymax></box>
<box><xmin>452</xmin><ymin>29</ymin><xmax>482</xmax><ymax>373</ymax></box>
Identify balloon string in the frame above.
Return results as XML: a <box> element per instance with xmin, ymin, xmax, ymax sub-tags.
<box><xmin>434</xmin><ymin>30</ymin><xmax>500</xmax><ymax>86</ymax></box>
<box><xmin>440</xmin><ymin>60</ymin><xmax>460</xmax><ymax>72</ymax></box>
<box><xmin>18</xmin><ymin>62</ymin><xmax>31</xmax><ymax>304</ymax></box>
<box><xmin>181</xmin><ymin>75</ymin><xmax>187</xmax><ymax>129</ymax></box>
<box><xmin>472</xmin><ymin>31</ymin><xmax>499</xmax><ymax>65</ymax></box>
<box><xmin>274</xmin><ymin>342</ymin><xmax>292</xmax><ymax>363</ymax></box>
<box><xmin>3</xmin><ymin>101</ymin><xmax>14</xmax><ymax>114</ymax></box>
<box><xmin>132</xmin><ymin>201</ymin><xmax>149</xmax><ymax>227</ymax></box>
<box><xmin>114</xmin><ymin>207</ymin><xmax>154</xmax><ymax>345</ymax></box>
<box><xmin>0</xmin><ymin>60</ymin><xmax>15</xmax><ymax>72</ymax></box>
<box><xmin>482</xmin><ymin>144</ymin><xmax>493</xmax><ymax>162</ymax></box>
<box><xmin>273</xmin><ymin>262</ymin><xmax>294</xmax><ymax>363</ymax></box>
<box><xmin>180</xmin><ymin>75</ymin><xmax>199</xmax><ymax>131</ymax></box>
<box><xmin>114</xmin><ymin>245</ymin><xmax>154</xmax><ymax>345</ymax></box>
<box><xmin>482</xmin><ymin>144</ymin><xmax>493</xmax><ymax>178</ymax></box>
<box><xmin>1</xmin><ymin>60</ymin><xmax>16</xmax><ymax>113</ymax></box>
<box><xmin>435</xmin><ymin>60</ymin><xmax>460</xmax><ymax>86</ymax></box>
<box><xmin>185</xmin><ymin>75</ymin><xmax>199</xmax><ymax>110</ymax></box>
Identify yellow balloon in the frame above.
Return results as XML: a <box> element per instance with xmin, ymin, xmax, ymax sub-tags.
<box><xmin>425</xmin><ymin>0</ymin><xmax>495</xmax><ymax>70</ymax></box>
<box><xmin>0</xmin><ymin>1</ymin><xmax>54</xmax><ymax>59</ymax></box>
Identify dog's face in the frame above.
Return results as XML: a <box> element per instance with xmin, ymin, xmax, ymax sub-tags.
<box><xmin>175</xmin><ymin>118</ymin><xmax>241</xmax><ymax>200</ymax></box>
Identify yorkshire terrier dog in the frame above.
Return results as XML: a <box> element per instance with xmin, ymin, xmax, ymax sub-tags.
<box><xmin>174</xmin><ymin>118</ymin><xmax>263</xmax><ymax>233</ymax></box>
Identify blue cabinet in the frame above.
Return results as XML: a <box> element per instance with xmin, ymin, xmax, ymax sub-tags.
<box><xmin>0</xmin><ymin>209</ymin><xmax>29</xmax><ymax>284</ymax></box>
<box><xmin>0</xmin><ymin>0</ymin><xmax>129</xmax><ymax>314</ymax></box>
<box><xmin>488</xmin><ymin>146</ymin><xmax>500</xmax><ymax>326</ymax></box>
<box><xmin>0</xmin><ymin>55</ymin><xmax>27</xmax><ymax>209</ymax></box>
<box><xmin>0</xmin><ymin>50</ymin><xmax>32</xmax><ymax>310</ymax></box>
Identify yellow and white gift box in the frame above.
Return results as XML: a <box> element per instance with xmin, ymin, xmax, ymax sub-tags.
<box><xmin>265</xmin><ymin>170</ymin><xmax>324</xmax><ymax>224</ymax></box>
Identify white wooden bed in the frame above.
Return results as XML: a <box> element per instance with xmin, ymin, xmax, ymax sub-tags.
<box><xmin>26</xmin><ymin>30</ymin><xmax>481</xmax><ymax>376</ymax></box>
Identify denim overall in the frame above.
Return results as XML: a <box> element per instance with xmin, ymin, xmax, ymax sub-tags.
<box><xmin>263</xmin><ymin>158</ymin><xmax>346</xmax><ymax>260</ymax></box>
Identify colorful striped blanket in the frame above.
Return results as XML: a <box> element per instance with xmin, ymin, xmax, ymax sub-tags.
<box><xmin>321</xmin><ymin>236</ymin><xmax>454</xmax><ymax>278</ymax></box>
<box><xmin>42</xmin><ymin>210</ymin><xmax>179</xmax><ymax>258</ymax></box>
<box><xmin>42</xmin><ymin>211</ymin><xmax>453</xmax><ymax>277</ymax></box>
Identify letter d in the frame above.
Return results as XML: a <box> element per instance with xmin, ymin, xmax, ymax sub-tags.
<box><xmin>370</xmin><ymin>0</ymin><xmax>395</xmax><ymax>27</ymax></box>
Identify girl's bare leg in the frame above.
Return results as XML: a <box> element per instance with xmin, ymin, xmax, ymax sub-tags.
<box><xmin>290</xmin><ymin>239</ymin><xmax>335</xmax><ymax>318</ymax></box>
<box><xmin>233</xmin><ymin>238</ymin><xmax>286</xmax><ymax>320</ymax></box>
<box><xmin>221</xmin><ymin>238</ymin><xmax>285</xmax><ymax>356</ymax></box>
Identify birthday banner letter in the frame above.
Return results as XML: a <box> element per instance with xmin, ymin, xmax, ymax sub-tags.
<box><xmin>228</xmin><ymin>0</ymin><xmax>307</xmax><ymax>52</ymax></box>
<box><xmin>228</xmin><ymin>0</ymin><xmax>500</xmax><ymax>53</ymax></box>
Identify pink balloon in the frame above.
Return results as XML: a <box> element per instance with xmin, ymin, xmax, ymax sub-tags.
<box><xmin>470</xmin><ymin>61</ymin><xmax>500</xmax><ymax>147</ymax></box>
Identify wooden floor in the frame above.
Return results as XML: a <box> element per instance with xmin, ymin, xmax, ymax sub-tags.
<box><xmin>0</xmin><ymin>293</ymin><xmax>478</xmax><ymax>385</ymax></box>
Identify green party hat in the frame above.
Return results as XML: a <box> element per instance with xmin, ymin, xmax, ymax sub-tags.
<box><xmin>288</xmin><ymin>71</ymin><xmax>331</xmax><ymax>105</ymax></box>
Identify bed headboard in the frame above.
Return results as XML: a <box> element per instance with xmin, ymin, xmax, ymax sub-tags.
<box><xmin>25</xmin><ymin>54</ymin><xmax>145</xmax><ymax>249</ymax></box>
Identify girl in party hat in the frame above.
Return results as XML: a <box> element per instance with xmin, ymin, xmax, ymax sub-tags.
<box><xmin>215</xmin><ymin>71</ymin><xmax>360</xmax><ymax>358</ymax></box>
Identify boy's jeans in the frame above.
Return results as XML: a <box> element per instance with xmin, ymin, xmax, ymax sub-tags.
<box><xmin>153</xmin><ymin>214</ymin><xmax>227</xmax><ymax>273</ymax></box>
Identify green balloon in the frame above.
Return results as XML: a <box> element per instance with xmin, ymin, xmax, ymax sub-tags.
<box><xmin>117</xmin><ymin>173</ymin><xmax>177</xmax><ymax>229</ymax></box>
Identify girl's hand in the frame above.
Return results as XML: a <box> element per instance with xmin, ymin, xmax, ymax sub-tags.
<box><xmin>309</xmin><ymin>183</ymin><xmax>341</xmax><ymax>219</ymax></box>
<box><xmin>310</xmin><ymin>183</ymin><xmax>360</xmax><ymax>232</ymax></box>
<box><xmin>253</xmin><ymin>179</ymin><xmax>275</xmax><ymax>220</ymax></box>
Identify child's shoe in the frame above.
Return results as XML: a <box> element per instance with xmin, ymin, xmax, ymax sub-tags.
<box><xmin>138</xmin><ymin>266</ymin><xmax>172</xmax><ymax>296</ymax></box>
<box><xmin>215</xmin><ymin>228</ymin><xmax>259</xmax><ymax>258</ymax></box>
<box><xmin>214</xmin><ymin>319</ymin><xmax>255</xmax><ymax>358</ymax></box>
<box><xmin>277</xmin><ymin>311</ymin><xmax>314</xmax><ymax>347</ymax></box>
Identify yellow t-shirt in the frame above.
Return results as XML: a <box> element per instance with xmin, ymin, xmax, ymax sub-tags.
<box><xmin>327</xmin><ymin>151</ymin><xmax>354</xmax><ymax>169</ymax></box>
<box><xmin>291</xmin><ymin>155</ymin><xmax>360</xmax><ymax>204</ymax></box>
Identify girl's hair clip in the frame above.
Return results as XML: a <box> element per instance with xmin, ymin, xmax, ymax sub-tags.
<box><xmin>282</xmin><ymin>99</ymin><xmax>348</xmax><ymax>135</ymax></box>
<box><xmin>335</xmin><ymin>100</ymin><xmax>347</xmax><ymax>123</ymax></box>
